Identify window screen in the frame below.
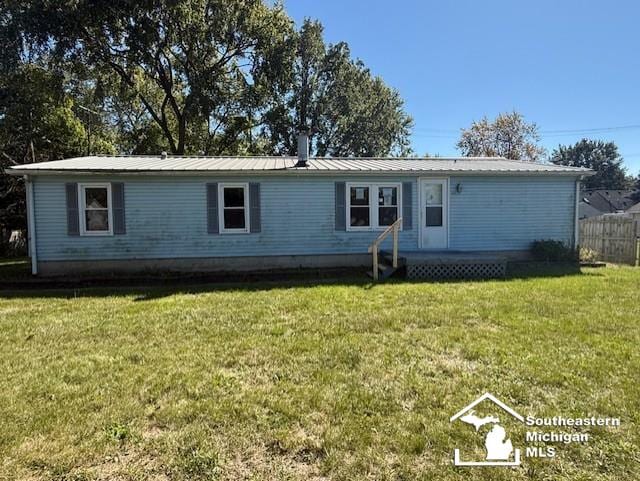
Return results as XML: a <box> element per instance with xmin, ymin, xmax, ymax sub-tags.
<box><xmin>222</xmin><ymin>186</ymin><xmax>246</xmax><ymax>230</ymax></box>
<box><xmin>424</xmin><ymin>184</ymin><xmax>443</xmax><ymax>227</ymax></box>
<box><xmin>378</xmin><ymin>186</ymin><xmax>398</xmax><ymax>226</ymax></box>
<box><xmin>83</xmin><ymin>187</ymin><xmax>109</xmax><ymax>232</ymax></box>
<box><xmin>350</xmin><ymin>186</ymin><xmax>370</xmax><ymax>227</ymax></box>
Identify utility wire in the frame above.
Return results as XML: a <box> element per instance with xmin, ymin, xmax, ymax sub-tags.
<box><xmin>412</xmin><ymin>123</ymin><xmax>640</xmax><ymax>140</ymax></box>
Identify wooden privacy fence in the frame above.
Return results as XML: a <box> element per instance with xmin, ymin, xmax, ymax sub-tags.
<box><xmin>580</xmin><ymin>215</ymin><xmax>640</xmax><ymax>265</ymax></box>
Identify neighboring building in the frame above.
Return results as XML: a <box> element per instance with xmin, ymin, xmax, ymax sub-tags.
<box><xmin>627</xmin><ymin>201</ymin><xmax>640</xmax><ymax>221</ymax></box>
<box><xmin>578</xmin><ymin>189</ymin><xmax>636</xmax><ymax>219</ymax></box>
<box><xmin>8</xmin><ymin>143</ymin><xmax>591</xmax><ymax>276</ymax></box>
<box><xmin>578</xmin><ymin>201</ymin><xmax>604</xmax><ymax>220</ymax></box>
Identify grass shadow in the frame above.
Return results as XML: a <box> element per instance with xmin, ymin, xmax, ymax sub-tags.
<box><xmin>0</xmin><ymin>267</ymin><xmax>375</xmax><ymax>301</ymax></box>
<box><xmin>0</xmin><ymin>259</ymin><xmax>606</xmax><ymax>301</ymax></box>
<box><xmin>506</xmin><ymin>261</ymin><xmax>582</xmax><ymax>279</ymax></box>
<box><xmin>505</xmin><ymin>261</ymin><xmax>607</xmax><ymax>280</ymax></box>
<box><xmin>0</xmin><ymin>257</ymin><xmax>31</xmax><ymax>281</ymax></box>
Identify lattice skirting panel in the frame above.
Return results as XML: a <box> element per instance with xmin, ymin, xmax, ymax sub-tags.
<box><xmin>406</xmin><ymin>262</ymin><xmax>506</xmax><ymax>280</ymax></box>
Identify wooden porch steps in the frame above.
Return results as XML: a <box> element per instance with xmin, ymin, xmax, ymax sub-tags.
<box><xmin>367</xmin><ymin>217</ymin><xmax>403</xmax><ymax>281</ymax></box>
<box><xmin>366</xmin><ymin>251</ymin><xmax>401</xmax><ymax>280</ymax></box>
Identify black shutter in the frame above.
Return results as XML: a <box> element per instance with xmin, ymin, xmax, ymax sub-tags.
<box><xmin>335</xmin><ymin>182</ymin><xmax>346</xmax><ymax>231</ymax></box>
<box><xmin>249</xmin><ymin>183</ymin><xmax>261</xmax><ymax>233</ymax></box>
<box><xmin>112</xmin><ymin>182</ymin><xmax>126</xmax><ymax>234</ymax></box>
<box><xmin>65</xmin><ymin>183</ymin><xmax>80</xmax><ymax>236</ymax></box>
<box><xmin>206</xmin><ymin>183</ymin><xmax>219</xmax><ymax>234</ymax></box>
<box><xmin>402</xmin><ymin>182</ymin><xmax>412</xmax><ymax>230</ymax></box>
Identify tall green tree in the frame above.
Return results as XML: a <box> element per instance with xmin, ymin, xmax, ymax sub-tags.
<box><xmin>4</xmin><ymin>2</ymin><xmax>413</xmax><ymax>157</ymax></box>
<box><xmin>262</xmin><ymin>19</ymin><xmax>413</xmax><ymax>157</ymax></box>
<box><xmin>0</xmin><ymin>65</ymin><xmax>90</xmax><ymax>229</ymax></box>
<box><xmin>550</xmin><ymin>139</ymin><xmax>629</xmax><ymax>190</ymax></box>
<box><xmin>457</xmin><ymin>111</ymin><xmax>546</xmax><ymax>161</ymax></box>
<box><xmin>0</xmin><ymin>66</ymin><xmax>86</xmax><ymax>164</ymax></box>
<box><xmin>6</xmin><ymin>0</ymin><xmax>294</xmax><ymax>154</ymax></box>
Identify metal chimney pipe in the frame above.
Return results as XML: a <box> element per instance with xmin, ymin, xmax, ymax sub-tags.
<box><xmin>297</xmin><ymin>132</ymin><xmax>309</xmax><ymax>167</ymax></box>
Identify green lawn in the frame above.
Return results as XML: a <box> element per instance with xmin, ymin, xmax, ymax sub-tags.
<box><xmin>0</xmin><ymin>266</ymin><xmax>638</xmax><ymax>480</ymax></box>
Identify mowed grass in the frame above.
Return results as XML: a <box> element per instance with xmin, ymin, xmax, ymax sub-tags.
<box><xmin>0</xmin><ymin>266</ymin><xmax>639</xmax><ymax>480</ymax></box>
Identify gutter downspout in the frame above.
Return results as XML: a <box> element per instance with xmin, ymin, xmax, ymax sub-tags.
<box><xmin>574</xmin><ymin>176</ymin><xmax>582</xmax><ymax>250</ymax></box>
<box><xmin>25</xmin><ymin>175</ymin><xmax>37</xmax><ymax>275</ymax></box>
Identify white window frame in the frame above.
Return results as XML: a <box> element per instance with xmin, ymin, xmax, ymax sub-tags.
<box><xmin>218</xmin><ymin>182</ymin><xmax>250</xmax><ymax>234</ymax></box>
<box><xmin>347</xmin><ymin>183</ymin><xmax>372</xmax><ymax>231</ymax></box>
<box><xmin>346</xmin><ymin>182</ymin><xmax>402</xmax><ymax>232</ymax></box>
<box><xmin>78</xmin><ymin>182</ymin><xmax>113</xmax><ymax>236</ymax></box>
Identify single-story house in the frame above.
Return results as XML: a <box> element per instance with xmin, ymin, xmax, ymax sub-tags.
<box><xmin>8</xmin><ymin>138</ymin><xmax>592</xmax><ymax>277</ymax></box>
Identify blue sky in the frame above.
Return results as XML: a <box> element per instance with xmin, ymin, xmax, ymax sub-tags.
<box><xmin>284</xmin><ymin>0</ymin><xmax>640</xmax><ymax>175</ymax></box>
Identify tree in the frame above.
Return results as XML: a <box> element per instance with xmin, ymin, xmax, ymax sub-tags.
<box><xmin>7</xmin><ymin>0</ymin><xmax>294</xmax><ymax>154</ymax></box>
<box><xmin>0</xmin><ymin>65</ymin><xmax>89</xmax><ymax>230</ymax></box>
<box><xmin>261</xmin><ymin>19</ymin><xmax>413</xmax><ymax>157</ymax></box>
<box><xmin>6</xmin><ymin>3</ymin><xmax>412</xmax><ymax>157</ymax></box>
<box><xmin>550</xmin><ymin>139</ymin><xmax>629</xmax><ymax>190</ymax></box>
<box><xmin>457</xmin><ymin>111</ymin><xmax>546</xmax><ymax>161</ymax></box>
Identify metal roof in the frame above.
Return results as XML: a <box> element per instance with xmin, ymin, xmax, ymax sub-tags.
<box><xmin>7</xmin><ymin>155</ymin><xmax>593</xmax><ymax>176</ymax></box>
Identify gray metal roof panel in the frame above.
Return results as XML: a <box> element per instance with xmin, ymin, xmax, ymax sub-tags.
<box><xmin>7</xmin><ymin>155</ymin><xmax>593</xmax><ymax>175</ymax></box>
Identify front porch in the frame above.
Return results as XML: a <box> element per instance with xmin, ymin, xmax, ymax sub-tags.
<box><xmin>369</xmin><ymin>217</ymin><xmax>510</xmax><ymax>281</ymax></box>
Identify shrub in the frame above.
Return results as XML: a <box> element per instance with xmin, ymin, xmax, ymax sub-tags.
<box><xmin>530</xmin><ymin>240</ymin><xmax>578</xmax><ymax>262</ymax></box>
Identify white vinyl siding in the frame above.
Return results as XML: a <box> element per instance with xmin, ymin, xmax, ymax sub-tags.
<box><xmin>30</xmin><ymin>175</ymin><xmax>576</xmax><ymax>262</ymax></box>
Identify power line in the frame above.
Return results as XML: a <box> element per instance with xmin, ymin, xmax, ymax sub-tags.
<box><xmin>412</xmin><ymin>123</ymin><xmax>640</xmax><ymax>140</ymax></box>
<box><xmin>540</xmin><ymin>124</ymin><xmax>640</xmax><ymax>134</ymax></box>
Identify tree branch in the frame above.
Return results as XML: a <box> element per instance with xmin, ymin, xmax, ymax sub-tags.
<box><xmin>107</xmin><ymin>60</ymin><xmax>177</xmax><ymax>152</ymax></box>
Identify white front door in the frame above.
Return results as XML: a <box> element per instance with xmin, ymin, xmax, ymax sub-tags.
<box><xmin>420</xmin><ymin>178</ymin><xmax>448</xmax><ymax>249</ymax></box>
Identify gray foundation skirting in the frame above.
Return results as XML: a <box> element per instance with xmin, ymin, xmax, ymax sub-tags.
<box><xmin>37</xmin><ymin>254</ymin><xmax>372</xmax><ymax>276</ymax></box>
<box><xmin>36</xmin><ymin>250</ymin><xmax>532</xmax><ymax>277</ymax></box>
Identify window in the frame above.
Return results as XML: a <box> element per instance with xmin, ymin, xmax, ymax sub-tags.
<box><xmin>347</xmin><ymin>183</ymin><xmax>401</xmax><ymax>230</ymax></box>
<box><xmin>219</xmin><ymin>183</ymin><xmax>249</xmax><ymax>233</ymax></box>
<box><xmin>378</xmin><ymin>186</ymin><xmax>399</xmax><ymax>227</ymax></box>
<box><xmin>424</xmin><ymin>183</ymin><xmax>443</xmax><ymax>227</ymax></box>
<box><xmin>350</xmin><ymin>186</ymin><xmax>370</xmax><ymax>227</ymax></box>
<box><xmin>79</xmin><ymin>183</ymin><xmax>112</xmax><ymax>235</ymax></box>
